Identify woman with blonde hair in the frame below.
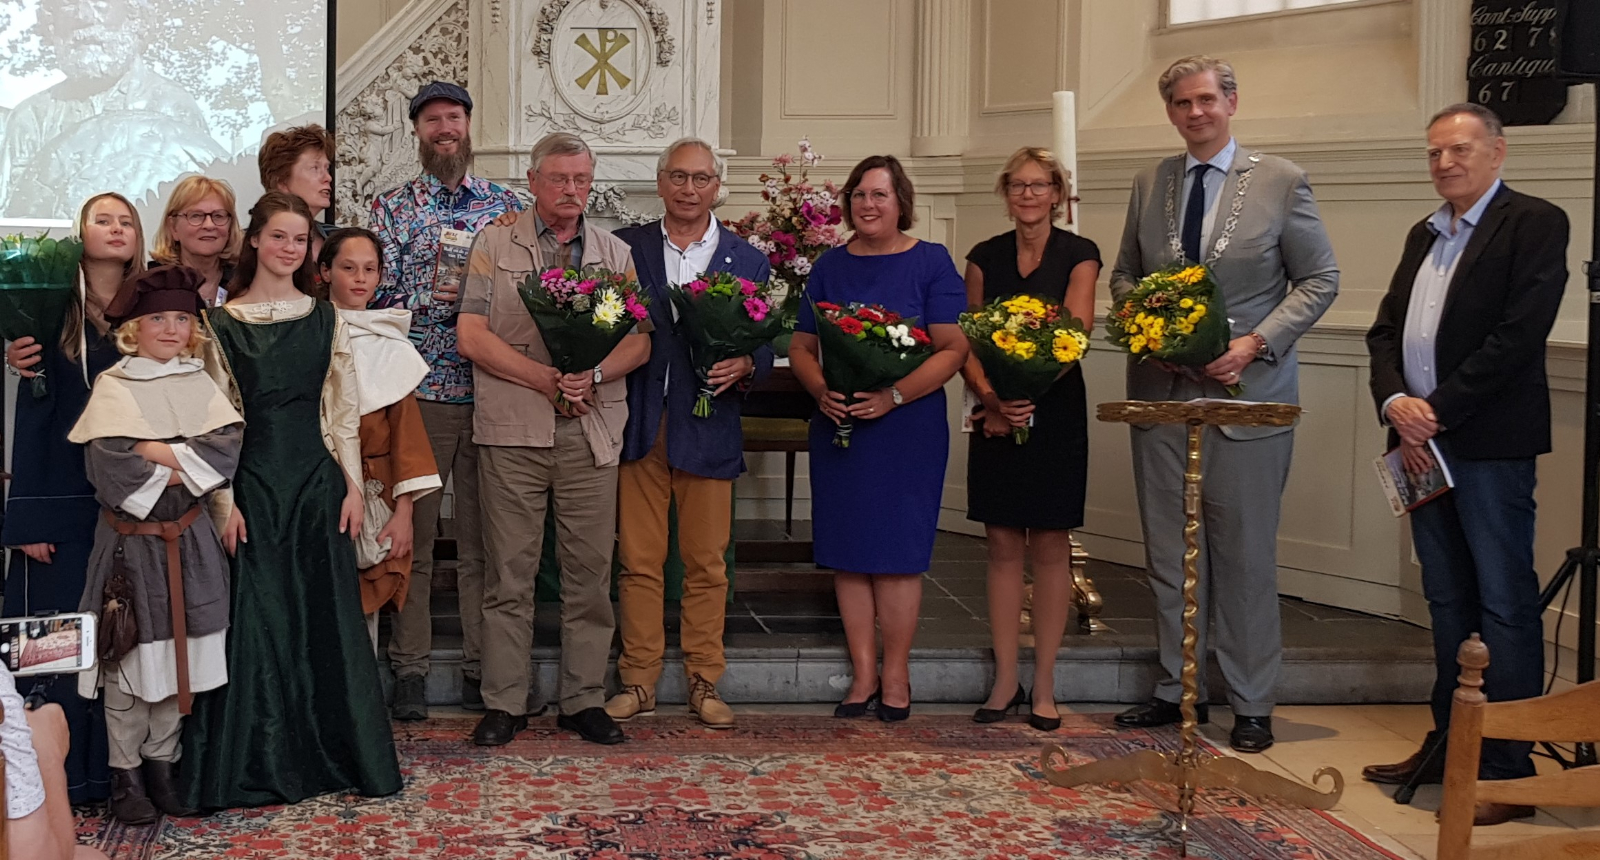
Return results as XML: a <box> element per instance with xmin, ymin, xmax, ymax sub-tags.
<box><xmin>961</xmin><ymin>147</ymin><xmax>1099</xmax><ymax>732</ymax></box>
<box><xmin>2</xmin><ymin>191</ymin><xmax>149</xmax><ymax>803</ymax></box>
<box><xmin>151</xmin><ymin>175</ymin><xmax>241</xmax><ymax>305</ymax></box>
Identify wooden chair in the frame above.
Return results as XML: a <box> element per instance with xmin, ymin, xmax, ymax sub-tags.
<box><xmin>1437</xmin><ymin>634</ymin><xmax>1600</xmax><ymax>859</ymax></box>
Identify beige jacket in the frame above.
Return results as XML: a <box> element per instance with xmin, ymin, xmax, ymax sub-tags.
<box><xmin>462</xmin><ymin>215</ymin><xmax>638</xmax><ymax>466</ymax></box>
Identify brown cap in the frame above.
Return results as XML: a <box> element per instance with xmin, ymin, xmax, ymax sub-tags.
<box><xmin>104</xmin><ymin>265</ymin><xmax>206</xmax><ymax>328</ymax></box>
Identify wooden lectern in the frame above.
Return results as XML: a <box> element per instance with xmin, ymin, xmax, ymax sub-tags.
<box><xmin>1039</xmin><ymin>400</ymin><xmax>1343</xmax><ymax>857</ymax></box>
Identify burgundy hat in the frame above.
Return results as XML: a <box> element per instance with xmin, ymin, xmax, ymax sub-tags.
<box><xmin>104</xmin><ymin>265</ymin><xmax>206</xmax><ymax>328</ymax></box>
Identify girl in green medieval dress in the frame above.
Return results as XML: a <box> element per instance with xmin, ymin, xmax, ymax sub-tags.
<box><xmin>179</xmin><ymin>192</ymin><xmax>401</xmax><ymax>810</ymax></box>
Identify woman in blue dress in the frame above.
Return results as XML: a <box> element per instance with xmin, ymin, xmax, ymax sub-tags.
<box><xmin>4</xmin><ymin>192</ymin><xmax>147</xmax><ymax>803</ymax></box>
<box><xmin>790</xmin><ymin>156</ymin><xmax>969</xmax><ymax>722</ymax></box>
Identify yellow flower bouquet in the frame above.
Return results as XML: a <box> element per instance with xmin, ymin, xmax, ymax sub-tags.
<box><xmin>1105</xmin><ymin>263</ymin><xmax>1239</xmax><ymax>395</ymax></box>
<box><xmin>958</xmin><ymin>294</ymin><xmax>1090</xmax><ymax>444</ymax></box>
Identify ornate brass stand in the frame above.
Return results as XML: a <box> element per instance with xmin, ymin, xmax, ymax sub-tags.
<box><xmin>1039</xmin><ymin>400</ymin><xmax>1343</xmax><ymax>857</ymax></box>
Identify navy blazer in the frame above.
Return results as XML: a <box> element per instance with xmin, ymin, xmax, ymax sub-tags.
<box><xmin>616</xmin><ymin>220</ymin><xmax>775</xmax><ymax>479</ymax></box>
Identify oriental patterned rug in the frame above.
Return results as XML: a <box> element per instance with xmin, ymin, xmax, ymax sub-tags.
<box><xmin>80</xmin><ymin>714</ymin><xmax>1403</xmax><ymax>859</ymax></box>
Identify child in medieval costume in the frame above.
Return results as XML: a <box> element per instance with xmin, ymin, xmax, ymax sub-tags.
<box><xmin>69</xmin><ymin>265</ymin><xmax>243</xmax><ymax>824</ymax></box>
<box><xmin>318</xmin><ymin>228</ymin><xmax>441</xmax><ymax>646</ymax></box>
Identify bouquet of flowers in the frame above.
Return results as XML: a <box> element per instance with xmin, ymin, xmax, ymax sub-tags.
<box><xmin>670</xmin><ymin>271</ymin><xmax>787</xmax><ymax>418</ymax></box>
<box><xmin>0</xmin><ymin>233</ymin><xmax>83</xmax><ymax>398</ymax></box>
<box><xmin>958</xmin><ymin>294</ymin><xmax>1090</xmax><ymax>444</ymax></box>
<box><xmin>1105</xmin><ymin>263</ymin><xmax>1240</xmax><ymax>396</ymax></box>
<box><xmin>812</xmin><ymin>301</ymin><xmax>934</xmax><ymax>448</ymax></box>
<box><xmin>724</xmin><ymin>139</ymin><xmax>846</xmax><ymax>351</ymax></box>
<box><xmin>518</xmin><ymin>265</ymin><xmax>650</xmax><ymax>408</ymax></box>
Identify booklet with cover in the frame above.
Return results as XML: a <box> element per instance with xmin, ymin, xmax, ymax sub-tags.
<box><xmin>1373</xmin><ymin>438</ymin><xmax>1454</xmax><ymax>516</ymax></box>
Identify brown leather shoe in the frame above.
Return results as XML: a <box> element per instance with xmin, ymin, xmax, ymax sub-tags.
<box><xmin>1362</xmin><ymin>743</ymin><xmax>1444</xmax><ymax>786</ymax></box>
<box><xmin>604</xmin><ymin>685</ymin><xmax>656</xmax><ymax>721</ymax></box>
<box><xmin>1473</xmin><ymin>802</ymin><xmax>1536</xmax><ymax>826</ymax></box>
<box><xmin>688</xmin><ymin>673</ymin><xmax>735</xmax><ymax>729</ymax></box>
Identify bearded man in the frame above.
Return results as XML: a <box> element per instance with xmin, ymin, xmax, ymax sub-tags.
<box><xmin>369</xmin><ymin>81</ymin><xmax>525</xmax><ymax>722</ymax></box>
<box><xmin>0</xmin><ymin>0</ymin><xmax>219</xmax><ymax>217</ymax></box>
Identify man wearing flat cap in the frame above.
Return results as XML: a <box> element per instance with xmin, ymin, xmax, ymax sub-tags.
<box><xmin>369</xmin><ymin>81</ymin><xmax>525</xmax><ymax>721</ymax></box>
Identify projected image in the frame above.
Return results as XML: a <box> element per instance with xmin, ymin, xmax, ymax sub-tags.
<box><xmin>0</xmin><ymin>0</ymin><xmax>326</xmax><ymax>221</ymax></box>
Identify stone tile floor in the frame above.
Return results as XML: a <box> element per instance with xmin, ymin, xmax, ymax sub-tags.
<box><xmin>424</xmin><ymin>528</ymin><xmax>1431</xmax><ymax>657</ymax></box>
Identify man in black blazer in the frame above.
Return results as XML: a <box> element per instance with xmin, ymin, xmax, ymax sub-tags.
<box><xmin>1363</xmin><ymin>103</ymin><xmax>1569</xmax><ymax>826</ymax></box>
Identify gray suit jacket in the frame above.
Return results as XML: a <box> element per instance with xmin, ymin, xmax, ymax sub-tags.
<box><xmin>1110</xmin><ymin>145</ymin><xmax>1340</xmax><ymax>439</ymax></box>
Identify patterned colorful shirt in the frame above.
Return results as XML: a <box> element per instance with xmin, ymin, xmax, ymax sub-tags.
<box><xmin>369</xmin><ymin>172</ymin><xmax>524</xmax><ymax>403</ymax></box>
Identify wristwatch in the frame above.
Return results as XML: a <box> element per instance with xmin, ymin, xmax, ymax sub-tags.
<box><xmin>592</xmin><ymin>366</ymin><xmax>604</xmax><ymax>385</ymax></box>
<box><xmin>1250</xmin><ymin>331</ymin><xmax>1270</xmax><ymax>359</ymax></box>
<box><xmin>890</xmin><ymin>386</ymin><xmax>904</xmax><ymax>406</ymax></box>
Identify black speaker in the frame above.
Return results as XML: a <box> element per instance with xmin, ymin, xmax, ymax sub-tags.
<box><xmin>1557</xmin><ymin>0</ymin><xmax>1600</xmax><ymax>79</ymax></box>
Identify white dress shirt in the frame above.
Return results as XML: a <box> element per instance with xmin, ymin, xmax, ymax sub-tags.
<box><xmin>662</xmin><ymin>217</ymin><xmax>719</xmax><ymax>394</ymax></box>
<box><xmin>1386</xmin><ymin>179</ymin><xmax>1502</xmax><ymax>415</ymax></box>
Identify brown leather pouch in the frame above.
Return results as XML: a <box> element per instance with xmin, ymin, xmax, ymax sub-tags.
<box><xmin>97</xmin><ymin>544</ymin><xmax>138</xmax><ymax>664</ymax></box>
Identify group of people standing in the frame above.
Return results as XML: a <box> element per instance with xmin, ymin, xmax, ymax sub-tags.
<box><xmin>0</xmin><ymin>51</ymin><xmax>1570</xmax><ymax>835</ymax></box>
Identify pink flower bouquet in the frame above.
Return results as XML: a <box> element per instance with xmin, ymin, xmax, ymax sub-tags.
<box><xmin>670</xmin><ymin>272</ymin><xmax>787</xmax><ymax>417</ymax></box>
<box><xmin>518</xmin><ymin>266</ymin><xmax>649</xmax><ymax>407</ymax></box>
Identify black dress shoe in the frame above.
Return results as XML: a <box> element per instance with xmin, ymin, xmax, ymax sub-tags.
<box><xmin>1230</xmin><ymin>716</ymin><xmax>1274</xmax><ymax>753</ymax></box>
<box><xmin>1362</xmin><ymin>734</ymin><xmax>1445</xmax><ymax>785</ymax></box>
<box><xmin>1114</xmin><ymin>698</ymin><xmax>1208</xmax><ymax>728</ymax></box>
<box><xmin>1028</xmin><ymin>711</ymin><xmax>1062</xmax><ymax>732</ymax></box>
<box><xmin>558</xmin><ymin>707</ymin><xmax>626</xmax><ymax>745</ymax></box>
<box><xmin>833</xmin><ymin>687</ymin><xmax>881</xmax><ymax>719</ymax></box>
<box><xmin>973</xmin><ymin>685</ymin><xmax>1027</xmax><ymax>724</ymax></box>
<box><xmin>142</xmin><ymin>759</ymin><xmax>196</xmax><ymax>817</ymax></box>
<box><xmin>471</xmin><ymin>709</ymin><xmax>528</xmax><ymax>746</ymax></box>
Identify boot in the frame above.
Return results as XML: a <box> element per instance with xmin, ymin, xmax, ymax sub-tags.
<box><xmin>142</xmin><ymin>759</ymin><xmax>196</xmax><ymax>817</ymax></box>
<box><xmin>110</xmin><ymin>766</ymin><xmax>159</xmax><ymax>825</ymax></box>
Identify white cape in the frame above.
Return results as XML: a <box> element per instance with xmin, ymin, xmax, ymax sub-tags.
<box><xmin>337</xmin><ymin>307</ymin><xmax>430</xmax><ymax>416</ymax></box>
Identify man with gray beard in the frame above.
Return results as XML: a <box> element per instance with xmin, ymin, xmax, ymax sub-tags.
<box><xmin>369</xmin><ymin>81</ymin><xmax>525</xmax><ymax>722</ymax></box>
<box><xmin>0</xmin><ymin>0</ymin><xmax>218</xmax><ymax>217</ymax></box>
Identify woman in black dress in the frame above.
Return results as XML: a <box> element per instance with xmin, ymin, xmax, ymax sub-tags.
<box><xmin>961</xmin><ymin>148</ymin><xmax>1099</xmax><ymax>731</ymax></box>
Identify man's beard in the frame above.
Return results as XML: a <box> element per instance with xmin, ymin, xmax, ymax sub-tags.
<box><xmin>419</xmin><ymin>134</ymin><xmax>473</xmax><ymax>185</ymax></box>
<box><xmin>55</xmin><ymin>26</ymin><xmax>140</xmax><ymax>80</ymax></box>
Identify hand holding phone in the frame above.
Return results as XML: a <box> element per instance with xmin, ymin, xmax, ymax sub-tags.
<box><xmin>0</xmin><ymin>613</ymin><xmax>97</xmax><ymax>676</ymax></box>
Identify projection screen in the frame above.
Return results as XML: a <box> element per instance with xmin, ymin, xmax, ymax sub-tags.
<box><xmin>0</xmin><ymin>0</ymin><xmax>331</xmax><ymax>227</ymax></box>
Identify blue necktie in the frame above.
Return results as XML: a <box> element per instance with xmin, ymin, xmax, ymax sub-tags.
<box><xmin>1182</xmin><ymin>164</ymin><xmax>1210</xmax><ymax>263</ymax></box>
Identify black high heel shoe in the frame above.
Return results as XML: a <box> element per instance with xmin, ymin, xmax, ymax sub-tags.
<box><xmin>834</xmin><ymin>686</ymin><xmax>881</xmax><ymax>718</ymax></box>
<box><xmin>1028</xmin><ymin>698</ymin><xmax>1062</xmax><ymax>732</ymax></box>
<box><xmin>878</xmin><ymin>688</ymin><xmax>912</xmax><ymax>723</ymax></box>
<box><xmin>972</xmin><ymin>685</ymin><xmax>1027</xmax><ymax>724</ymax></box>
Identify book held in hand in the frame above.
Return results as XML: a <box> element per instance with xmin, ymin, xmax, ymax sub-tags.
<box><xmin>1373</xmin><ymin>438</ymin><xmax>1454</xmax><ymax>516</ymax></box>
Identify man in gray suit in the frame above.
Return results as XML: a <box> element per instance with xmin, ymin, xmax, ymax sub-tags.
<box><xmin>1109</xmin><ymin>55</ymin><xmax>1339</xmax><ymax>753</ymax></box>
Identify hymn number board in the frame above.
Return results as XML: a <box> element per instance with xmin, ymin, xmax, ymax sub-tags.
<box><xmin>1468</xmin><ymin>0</ymin><xmax>1568</xmax><ymax>125</ymax></box>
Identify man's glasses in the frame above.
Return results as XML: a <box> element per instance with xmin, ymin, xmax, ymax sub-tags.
<box><xmin>172</xmin><ymin>211</ymin><xmax>233</xmax><ymax>226</ymax></box>
<box><xmin>663</xmin><ymin>170</ymin><xmax>718</xmax><ymax>189</ymax></box>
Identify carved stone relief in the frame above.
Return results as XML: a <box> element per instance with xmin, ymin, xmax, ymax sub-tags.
<box><xmin>334</xmin><ymin>0</ymin><xmax>469</xmax><ymax>228</ymax></box>
<box><xmin>519</xmin><ymin>0</ymin><xmax>718</xmax><ymax>182</ymax></box>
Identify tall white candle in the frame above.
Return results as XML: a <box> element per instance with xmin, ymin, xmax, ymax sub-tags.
<box><xmin>1051</xmin><ymin>91</ymin><xmax>1079</xmax><ymax>234</ymax></box>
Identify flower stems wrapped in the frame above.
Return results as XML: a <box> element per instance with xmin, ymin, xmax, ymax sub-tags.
<box><xmin>0</xmin><ymin>234</ymin><xmax>84</xmax><ymax>398</ymax></box>
<box><xmin>518</xmin><ymin>266</ymin><xmax>650</xmax><ymax>409</ymax></box>
<box><xmin>670</xmin><ymin>272</ymin><xmax>787</xmax><ymax>418</ymax></box>
<box><xmin>812</xmin><ymin>301</ymin><xmax>934</xmax><ymax>448</ymax></box>
<box><xmin>958</xmin><ymin>294</ymin><xmax>1090</xmax><ymax>444</ymax></box>
<box><xmin>1105</xmin><ymin>263</ymin><xmax>1240</xmax><ymax>397</ymax></box>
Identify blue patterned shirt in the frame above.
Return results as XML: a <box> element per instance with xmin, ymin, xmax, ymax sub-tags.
<box><xmin>369</xmin><ymin>172</ymin><xmax>524</xmax><ymax>402</ymax></box>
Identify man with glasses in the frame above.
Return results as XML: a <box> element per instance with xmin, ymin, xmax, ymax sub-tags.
<box><xmin>607</xmin><ymin>138</ymin><xmax>772</xmax><ymax>728</ymax></box>
<box><xmin>457</xmin><ymin>132</ymin><xmax>650</xmax><ymax>747</ymax></box>
<box><xmin>369</xmin><ymin>81</ymin><xmax>524</xmax><ymax>722</ymax></box>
